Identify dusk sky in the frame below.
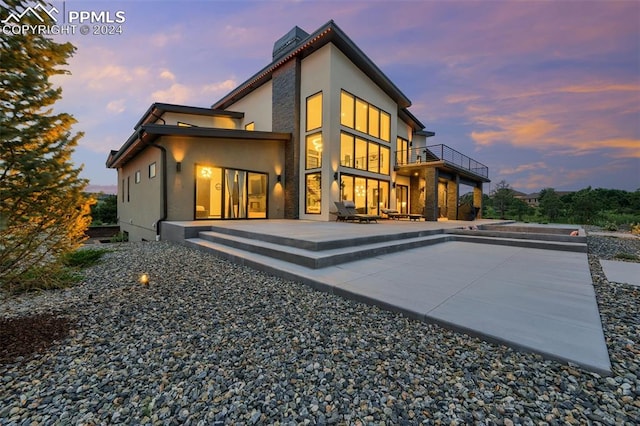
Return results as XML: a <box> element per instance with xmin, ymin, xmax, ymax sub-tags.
<box><xmin>43</xmin><ymin>0</ymin><xmax>639</xmax><ymax>194</ymax></box>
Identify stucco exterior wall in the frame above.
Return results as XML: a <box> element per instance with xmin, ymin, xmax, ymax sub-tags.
<box><xmin>396</xmin><ymin>117</ymin><xmax>412</xmax><ymax>142</ymax></box>
<box><xmin>161</xmin><ymin>135</ymin><xmax>285</xmax><ymax>221</ymax></box>
<box><xmin>116</xmin><ymin>146</ymin><xmax>163</xmax><ymax>241</ymax></box>
<box><xmin>225</xmin><ymin>81</ymin><xmax>273</xmax><ymax>131</ymax></box>
<box><xmin>299</xmin><ymin>44</ymin><xmax>332</xmax><ymax>220</ymax></box>
<box><xmin>160</xmin><ymin>112</ymin><xmax>240</xmax><ymax>129</ymax></box>
<box><xmin>299</xmin><ymin>44</ymin><xmax>400</xmax><ymax>220</ymax></box>
<box><xmin>117</xmin><ymin>135</ymin><xmax>285</xmax><ymax>242</ymax></box>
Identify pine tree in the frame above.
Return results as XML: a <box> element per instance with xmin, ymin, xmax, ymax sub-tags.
<box><xmin>0</xmin><ymin>0</ymin><xmax>92</xmax><ymax>291</ymax></box>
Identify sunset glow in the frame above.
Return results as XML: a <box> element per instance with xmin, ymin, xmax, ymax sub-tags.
<box><xmin>44</xmin><ymin>0</ymin><xmax>638</xmax><ymax>193</ymax></box>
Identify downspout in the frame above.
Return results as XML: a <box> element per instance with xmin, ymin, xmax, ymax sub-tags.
<box><xmin>140</xmin><ymin>128</ymin><xmax>168</xmax><ymax>240</ymax></box>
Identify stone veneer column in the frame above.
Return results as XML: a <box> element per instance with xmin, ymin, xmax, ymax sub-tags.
<box><xmin>272</xmin><ymin>58</ymin><xmax>301</xmax><ymax>219</ymax></box>
<box><xmin>447</xmin><ymin>175</ymin><xmax>459</xmax><ymax>220</ymax></box>
<box><xmin>473</xmin><ymin>184</ymin><xmax>483</xmax><ymax>219</ymax></box>
<box><xmin>409</xmin><ymin>174</ymin><xmax>422</xmax><ymax>215</ymax></box>
<box><xmin>423</xmin><ymin>168</ymin><xmax>438</xmax><ymax>221</ymax></box>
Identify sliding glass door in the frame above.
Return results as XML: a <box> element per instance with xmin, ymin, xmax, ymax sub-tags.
<box><xmin>196</xmin><ymin>165</ymin><xmax>267</xmax><ymax>219</ymax></box>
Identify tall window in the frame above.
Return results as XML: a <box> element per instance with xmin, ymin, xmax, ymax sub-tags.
<box><xmin>380</xmin><ymin>112</ymin><xmax>390</xmax><ymax>142</ymax></box>
<box><xmin>355</xmin><ymin>137</ymin><xmax>367</xmax><ymax>170</ymax></box>
<box><xmin>380</xmin><ymin>145</ymin><xmax>390</xmax><ymax>175</ymax></box>
<box><xmin>306</xmin><ymin>92</ymin><xmax>322</xmax><ymax>131</ymax></box>
<box><xmin>340</xmin><ymin>131</ymin><xmax>390</xmax><ymax>175</ymax></box>
<box><xmin>306</xmin><ymin>133</ymin><xmax>323</xmax><ymax>169</ymax></box>
<box><xmin>340</xmin><ymin>91</ymin><xmax>354</xmax><ymax>128</ymax></box>
<box><xmin>340</xmin><ymin>174</ymin><xmax>389</xmax><ymax>215</ymax></box>
<box><xmin>305</xmin><ymin>92</ymin><xmax>323</xmax><ymax>172</ymax></box>
<box><xmin>305</xmin><ymin>173</ymin><xmax>321</xmax><ymax>214</ymax></box>
<box><xmin>368</xmin><ymin>142</ymin><xmax>379</xmax><ymax>173</ymax></box>
<box><xmin>340</xmin><ymin>133</ymin><xmax>354</xmax><ymax>167</ymax></box>
<box><xmin>355</xmin><ymin>98</ymin><xmax>367</xmax><ymax>133</ymax></box>
<box><xmin>397</xmin><ymin>137</ymin><xmax>409</xmax><ymax>166</ymax></box>
<box><xmin>368</xmin><ymin>105</ymin><xmax>380</xmax><ymax>139</ymax></box>
<box><xmin>341</xmin><ymin>90</ymin><xmax>390</xmax><ymax>142</ymax></box>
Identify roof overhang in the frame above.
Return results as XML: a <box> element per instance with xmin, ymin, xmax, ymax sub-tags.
<box><xmin>106</xmin><ymin>124</ymin><xmax>290</xmax><ymax>169</ymax></box>
<box><xmin>396</xmin><ymin>162</ymin><xmax>491</xmax><ymax>184</ymax></box>
<box><xmin>212</xmin><ymin>20</ymin><xmax>412</xmax><ymax>111</ymax></box>
<box><xmin>134</xmin><ymin>102</ymin><xmax>244</xmax><ymax>129</ymax></box>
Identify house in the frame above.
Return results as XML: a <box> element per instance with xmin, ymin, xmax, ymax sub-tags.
<box><xmin>107</xmin><ymin>20</ymin><xmax>490</xmax><ymax>242</ymax></box>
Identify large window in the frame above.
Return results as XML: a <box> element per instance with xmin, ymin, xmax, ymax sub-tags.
<box><xmin>305</xmin><ymin>92</ymin><xmax>323</xmax><ymax>170</ymax></box>
<box><xmin>355</xmin><ymin>137</ymin><xmax>367</xmax><ymax>170</ymax></box>
<box><xmin>341</xmin><ymin>131</ymin><xmax>390</xmax><ymax>175</ymax></box>
<box><xmin>355</xmin><ymin>98</ymin><xmax>367</xmax><ymax>133</ymax></box>
<box><xmin>340</xmin><ymin>91</ymin><xmax>354</xmax><ymax>128</ymax></box>
<box><xmin>340</xmin><ymin>174</ymin><xmax>390</xmax><ymax>215</ymax></box>
<box><xmin>305</xmin><ymin>173</ymin><xmax>321</xmax><ymax>214</ymax></box>
<box><xmin>397</xmin><ymin>137</ymin><xmax>409</xmax><ymax>165</ymax></box>
<box><xmin>341</xmin><ymin>90</ymin><xmax>391</xmax><ymax>142</ymax></box>
<box><xmin>306</xmin><ymin>133</ymin><xmax>323</xmax><ymax>169</ymax></box>
<box><xmin>340</xmin><ymin>133</ymin><xmax>354</xmax><ymax>167</ymax></box>
<box><xmin>306</xmin><ymin>92</ymin><xmax>322</xmax><ymax>132</ymax></box>
<box><xmin>195</xmin><ymin>165</ymin><xmax>267</xmax><ymax>219</ymax></box>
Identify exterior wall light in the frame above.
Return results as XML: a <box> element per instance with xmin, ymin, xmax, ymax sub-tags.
<box><xmin>392</xmin><ymin>181</ymin><xmax>396</xmax><ymax>188</ymax></box>
<box><xmin>176</xmin><ymin>162</ymin><xmax>182</xmax><ymax>173</ymax></box>
<box><xmin>334</xmin><ymin>172</ymin><xmax>339</xmax><ymax>181</ymax></box>
<box><xmin>139</xmin><ymin>273</ymin><xmax>150</xmax><ymax>286</ymax></box>
<box><xmin>276</xmin><ymin>174</ymin><xmax>282</xmax><ymax>183</ymax></box>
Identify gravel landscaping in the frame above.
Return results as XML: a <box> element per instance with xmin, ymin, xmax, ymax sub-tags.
<box><xmin>1</xmin><ymin>234</ymin><xmax>638</xmax><ymax>425</ymax></box>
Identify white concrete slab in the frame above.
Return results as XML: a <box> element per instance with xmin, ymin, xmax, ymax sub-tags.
<box><xmin>599</xmin><ymin>260</ymin><xmax>640</xmax><ymax>287</ymax></box>
<box><xmin>184</xmin><ymin>221</ymin><xmax>611</xmax><ymax>374</ymax></box>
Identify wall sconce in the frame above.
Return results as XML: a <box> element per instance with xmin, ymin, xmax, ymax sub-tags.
<box><xmin>139</xmin><ymin>273</ymin><xmax>149</xmax><ymax>286</ymax></box>
<box><xmin>392</xmin><ymin>181</ymin><xmax>396</xmax><ymax>188</ymax></box>
<box><xmin>276</xmin><ymin>174</ymin><xmax>282</xmax><ymax>183</ymax></box>
<box><xmin>176</xmin><ymin>162</ymin><xmax>182</xmax><ymax>173</ymax></box>
<box><xmin>334</xmin><ymin>172</ymin><xmax>339</xmax><ymax>181</ymax></box>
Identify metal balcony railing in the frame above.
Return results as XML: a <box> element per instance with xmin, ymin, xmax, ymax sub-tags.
<box><xmin>395</xmin><ymin>144</ymin><xmax>489</xmax><ymax>179</ymax></box>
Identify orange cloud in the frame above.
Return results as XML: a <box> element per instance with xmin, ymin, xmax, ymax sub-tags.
<box><xmin>499</xmin><ymin>162</ymin><xmax>548</xmax><ymax>175</ymax></box>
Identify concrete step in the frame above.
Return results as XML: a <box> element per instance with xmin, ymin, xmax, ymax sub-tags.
<box><xmin>193</xmin><ymin>231</ymin><xmax>449</xmax><ymax>268</ymax></box>
<box><xmin>445</xmin><ymin>232</ymin><xmax>587</xmax><ymax>253</ymax></box>
<box><xmin>207</xmin><ymin>224</ymin><xmax>444</xmax><ymax>251</ymax></box>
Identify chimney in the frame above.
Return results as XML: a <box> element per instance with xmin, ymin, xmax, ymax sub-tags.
<box><xmin>272</xmin><ymin>26</ymin><xmax>309</xmax><ymax>61</ymax></box>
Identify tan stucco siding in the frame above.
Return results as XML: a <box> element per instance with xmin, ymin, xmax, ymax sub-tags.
<box><xmin>117</xmin><ymin>146</ymin><xmax>163</xmax><ymax>241</ymax></box>
<box><xmin>299</xmin><ymin>43</ymin><xmax>400</xmax><ymax>220</ymax></box>
<box><xmin>161</xmin><ymin>135</ymin><xmax>285</xmax><ymax>221</ymax></box>
<box><xmin>160</xmin><ymin>112</ymin><xmax>240</xmax><ymax>129</ymax></box>
<box><xmin>300</xmin><ymin>44</ymin><xmax>333</xmax><ymax>220</ymax></box>
<box><xmin>396</xmin><ymin>117</ymin><xmax>412</xmax><ymax>141</ymax></box>
<box><xmin>224</xmin><ymin>81</ymin><xmax>272</xmax><ymax>131</ymax></box>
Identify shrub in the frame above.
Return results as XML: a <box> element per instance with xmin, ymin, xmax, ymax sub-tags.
<box><xmin>62</xmin><ymin>248</ymin><xmax>110</xmax><ymax>268</ymax></box>
<box><xmin>110</xmin><ymin>232</ymin><xmax>128</xmax><ymax>243</ymax></box>
<box><xmin>6</xmin><ymin>248</ymin><xmax>108</xmax><ymax>294</ymax></box>
<box><xmin>604</xmin><ymin>222</ymin><xmax>619</xmax><ymax>232</ymax></box>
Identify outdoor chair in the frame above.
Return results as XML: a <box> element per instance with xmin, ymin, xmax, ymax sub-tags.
<box><xmin>334</xmin><ymin>201</ymin><xmax>355</xmax><ymax>222</ymax></box>
<box><xmin>334</xmin><ymin>201</ymin><xmax>380</xmax><ymax>223</ymax></box>
<box><xmin>381</xmin><ymin>208</ymin><xmax>422</xmax><ymax>221</ymax></box>
<box><xmin>343</xmin><ymin>200</ymin><xmax>381</xmax><ymax>223</ymax></box>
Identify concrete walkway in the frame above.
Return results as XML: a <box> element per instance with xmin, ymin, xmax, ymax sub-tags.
<box><xmin>600</xmin><ymin>260</ymin><xmax>640</xmax><ymax>287</ymax></box>
<box><xmin>174</xmin><ymin>220</ymin><xmax>611</xmax><ymax>374</ymax></box>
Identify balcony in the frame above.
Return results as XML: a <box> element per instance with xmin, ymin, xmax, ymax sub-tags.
<box><xmin>395</xmin><ymin>144</ymin><xmax>489</xmax><ymax>179</ymax></box>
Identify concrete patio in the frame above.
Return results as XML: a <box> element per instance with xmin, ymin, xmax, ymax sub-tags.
<box><xmin>163</xmin><ymin>219</ymin><xmax>611</xmax><ymax>374</ymax></box>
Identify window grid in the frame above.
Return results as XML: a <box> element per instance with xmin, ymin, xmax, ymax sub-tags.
<box><xmin>340</xmin><ymin>131</ymin><xmax>390</xmax><ymax>176</ymax></box>
<box><xmin>340</xmin><ymin>90</ymin><xmax>391</xmax><ymax>142</ymax></box>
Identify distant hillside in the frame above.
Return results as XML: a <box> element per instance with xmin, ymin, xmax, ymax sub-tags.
<box><xmin>85</xmin><ymin>184</ymin><xmax>117</xmax><ymax>195</ymax></box>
